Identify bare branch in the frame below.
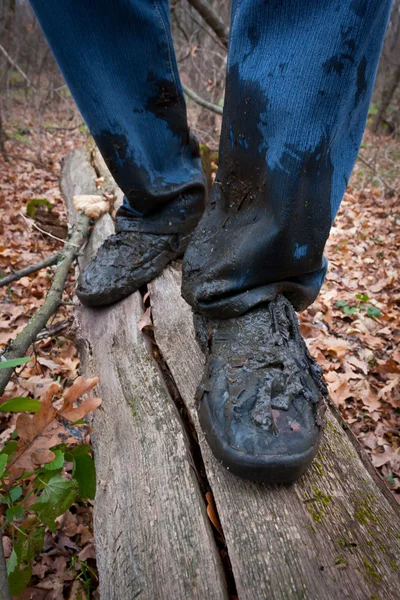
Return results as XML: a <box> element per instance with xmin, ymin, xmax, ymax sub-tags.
<box><xmin>5</xmin><ymin>154</ymin><xmax>53</xmax><ymax>173</ymax></box>
<box><xmin>0</xmin><ymin>211</ymin><xmax>90</xmax><ymax>396</ymax></box>
<box><xmin>36</xmin><ymin>319</ymin><xmax>71</xmax><ymax>341</ymax></box>
<box><xmin>19</xmin><ymin>212</ymin><xmax>73</xmax><ymax>246</ymax></box>
<box><xmin>0</xmin><ymin>254</ymin><xmax>60</xmax><ymax>288</ymax></box>
<box><xmin>0</xmin><ymin>42</ymin><xmax>33</xmax><ymax>88</ymax></box>
<box><xmin>357</xmin><ymin>153</ymin><xmax>397</xmax><ymax>196</ymax></box>
<box><xmin>185</xmin><ymin>0</ymin><xmax>229</xmax><ymax>47</ymax></box>
<box><xmin>183</xmin><ymin>84</ymin><xmax>223</xmax><ymax>115</ymax></box>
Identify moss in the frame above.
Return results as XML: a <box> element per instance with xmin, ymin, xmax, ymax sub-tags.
<box><xmin>305</xmin><ymin>487</ymin><xmax>332</xmax><ymax>523</ymax></box>
<box><xmin>354</xmin><ymin>499</ymin><xmax>380</xmax><ymax>527</ymax></box>
<box><xmin>360</xmin><ymin>558</ymin><xmax>382</xmax><ymax>585</ymax></box>
<box><xmin>335</xmin><ymin>554</ymin><xmax>348</xmax><ymax>567</ymax></box>
<box><xmin>311</xmin><ymin>453</ymin><xmax>326</xmax><ymax>478</ymax></box>
<box><xmin>389</xmin><ymin>560</ymin><xmax>399</xmax><ymax>571</ymax></box>
<box><xmin>336</xmin><ymin>532</ymin><xmax>357</xmax><ymax>553</ymax></box>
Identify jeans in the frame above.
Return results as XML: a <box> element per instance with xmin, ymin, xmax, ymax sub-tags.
<box><xmin>30</xmin><ymin>0</ymin><xmax>392</xmax><ymax>318</ymax></box>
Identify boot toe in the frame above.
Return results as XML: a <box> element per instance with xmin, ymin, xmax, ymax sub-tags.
<box><xmin>198</xmin><ymin>378</ymin><xmax>323</xmax><ymax>483</ymax></box>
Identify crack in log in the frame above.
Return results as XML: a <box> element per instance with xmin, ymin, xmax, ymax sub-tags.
<box><xmin>139</xmin><ymin>287</ymin><xmax>238</xmax><ymax>600</ymax></box>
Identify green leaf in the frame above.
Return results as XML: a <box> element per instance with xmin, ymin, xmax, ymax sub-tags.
<box><xmin>15</xmin><ymin>527</ymin><xmax>44</xmax><ymax>565</ymax></box>
<box><xmin>33</xmin><ymin>468</ymin><xmax>62</xmax><ymax>490</ymax></box>
<box><xmin>355</xmin><ymin>293</ymin><xmax>369</xmax><ymax>302</ymax></box>
<box><xmin>7</xmin><ymin>549</ymin><xmax>32</xmax><ymax>596</ymax></box>
<box><xmin>44</xmin><ymin>449</ymin><xmax>64</xmax><ymax>471</ymax></box>
<box><xmin>0</xmin><ymin>397</ymin><xmax>41</xmax><ymax>413</ymax></box>
<box><xmin>73</xmin><ymin>453</ymin><xmax>96</xmax><ymax>500</ymax></box>
<box><xmin>367</xmin><ymin>306</ymin><xmax>381</xmax><ymax>318</ymax></box>
<box><xmin>6</xmin><ymin>504</ymin><xmax>24</xmax><ymax>522</ymax></box>
<box><xmin>0</xmin><ymin>453</ymin><xmax>7</xmax><ymax>477</ymax></box>
<box><xmin>335</xmin><ymin>300</ymin><xmax>347</xmax><ymax>308</ymax></box>
<box><xmin>65</xmin><ymin>444</ymin><xmax>92</xmax><ymax>461</ymax></box>
<box><xmin>0</xmin><ymin>356</ymin><xmax>31</xmax><ymax>370</ymax></box>
<box><xmin>6</xmin><ymin>548</ymin><xmax>17</xmax><ymax>575</ymax></box>
<box><xmin>26</xmin><ymin>198</ymin><xmax>52</xmax><ymax>219</ymax></box>
<box><xmin>10</xmin><ymin>486</ymin><xmax>23</xmax><ymax>502</ymax></box>
<box><xmin>1</xmin><ymin>440</ymin><xmax>18</xmax><ymax>457</ymax></box>
<box><xmin>343</xmin><ymin>306</ymin><xmax>357</xmax><ymax>316</ymax></box>
<box><xmin>31</xmin><ymin>474</ymin><xmax>77</xmax><ymax>532</ymax></box>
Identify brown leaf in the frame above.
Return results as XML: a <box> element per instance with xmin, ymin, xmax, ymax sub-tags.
<box><xmin>78</xmin><ymin>543</ymin><xmax>96</xmax><ymax>561</ymax></box>
<box><xmin>61</xmin><ymin>396</ymin><xmax>102</xmax><ymax>422</ymax></box>
<box><xmin>9</xmin><ymin>378</ymin><xmax>101</xmax><ymax>475</ymax></box>
<box><xmin>138</xmin><ymin>306</ymin><xmax>152</xmax><ymax>331</ymax></box>
<box><xmin>205</xmin><ymin>491</ymin><xmax>223</xmax><ymax>535</ymax></box>
<box><xmin>63</xmin><ymin>376</ymin><xmax>99</xmax><ymax>408</ymax></box>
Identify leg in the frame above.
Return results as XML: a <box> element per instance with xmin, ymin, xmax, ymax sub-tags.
<box><xmin>30</xmin><ymin>0</ymin><xmax>206</xmax><ymax>304</ymax></box>
<box><xmin>183</xmin><ymin>0</ymin><xmax>392</xmax><ymax>482</ymax></box>
<box><xmin>183</xmin><ymin>0</ymin><xmax>392</xmax><ymax>317</ymax></box>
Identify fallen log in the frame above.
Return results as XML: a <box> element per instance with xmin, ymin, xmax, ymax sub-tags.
<box><xmin>63</xmin><ymin>147</ymin><xmax>400</xmax><ymax>600</ymax></box>
<box><xmin>62</xmin><ymin>149</ymin><xmax>228</xmax><ymax>600</ymax></box>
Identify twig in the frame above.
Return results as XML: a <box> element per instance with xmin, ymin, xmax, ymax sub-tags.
<box><xmin>0</xmin><ymin>43</ymin><xmax>32</xmax><ymax>88</ymax></box>
<box><xmin>43</xmin><ymin>122</ymin><xmax>85</xmax><ymax>132</ymax></box>
<box><xmin>185</xmin><ymin>0</ymin><xmax>229</xmax><ymax>47</ymax></box>
<box><xmin>0</xmin><ymin>211</ymin><xmax>90</xmax><ymax>396</ymax></box>
<box><xmin>183</xmin><ymin>84</ymin><xmax>223</xmax><ymax>115</ymax></box>
<box><xmin>19</xmin><ymin>212</ymin><xmax>76</xmax><ymax>246</ymax></box>
<box><xmin>4</xmin><ymin>153</ymin><xmax>53</xmax><ymax>172</ymax></box>
<box><xmin>0</xmin><ymin>254</ymin><xmax>60</xmax><ymax>287</ymax></box>
<box><xmin>357</xmin><ymin>153</ymin><xmax>396</xmax><ymax>196</ymax></box>
<box><xmin>180</xmin><ymin>5</ymin><xmax>227</xmax><ymax>51</ymax></box>
<box><xmin>36</xmin><ymin>319</ymin><xmax>70</xmax><ymax>341</ymax></box>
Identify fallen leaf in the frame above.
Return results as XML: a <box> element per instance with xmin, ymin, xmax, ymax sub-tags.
<box><xmin>205</xmin><ymin>491</ymin><xmax>223</xmax><ymax>535</ymax></box>
<box><xmin>138</xmin><ymin>306</ymin><xmax>152</xmax><ymax>331</ymax></box>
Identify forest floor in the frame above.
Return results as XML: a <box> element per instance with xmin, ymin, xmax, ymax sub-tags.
<box><xmin>0</xmin><ymin>105</ymin><xmax>399</xmax><ymax>599</ymax></box>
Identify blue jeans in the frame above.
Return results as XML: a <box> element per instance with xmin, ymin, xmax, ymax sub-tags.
<box><xmin>30</xmin><ymin>0</ymin><xmax>392</xmax><ymax>317</ymax></box>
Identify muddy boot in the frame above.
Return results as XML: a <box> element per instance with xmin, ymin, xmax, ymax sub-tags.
<box><xmin>194</xmin><ymin>295</ymin><xmax>327</xmax><ymax>483</ymax></box>
<box><xmin>77</xmin><ymin>189</ymin><xmax>204</xmax><ymax>307</ymax></box>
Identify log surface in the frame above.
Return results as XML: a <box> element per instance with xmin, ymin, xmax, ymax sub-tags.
<box><xmin>62</xmin><ymin>149</ymin><xmax>228</xmax><ymax>600</ymax></box>
<box><xmin>150</xmin><ymin>264</ymin><xmax>400</xmax><ymax>600</ymax></box>
<box><xmin>64</xmin><ymin>147</ymin><xmax>400</xmax><ymax>600</ymax></box>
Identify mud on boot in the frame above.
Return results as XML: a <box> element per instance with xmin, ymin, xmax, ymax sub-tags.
<box><xmin>77</xmin><ymin>188</ymin><xmax>205</xmax><ymax>307</ymax></box>
<box><xmin>194</xmin><ymin>295</ymin><xmax>327</xmax><ymax>483</ymax></box>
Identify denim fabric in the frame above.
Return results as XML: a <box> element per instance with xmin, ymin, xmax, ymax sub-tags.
<box><xmin>182</xmin><ymin>0</ymin><xmax>393</xmax><ymax>316</ymax></box>
<box><xmin>30</xmin><ymin>0</ymin><xmax>392</xmax><ymax>316</ymax></box>
<box><xmin>30</xmin><ymin>0</ymin><xmax>206</xmax><ymax>233</ymax></box>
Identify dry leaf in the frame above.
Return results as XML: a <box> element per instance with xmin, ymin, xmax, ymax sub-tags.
<box><xmin>205</xmin><ymin>491</ymin><xmax>223</xmax><ymax>535</ymax></box>
<box><xmin>9</xmin><ymin>378</ymin><xmax>101</xmax><ymax>475</ymax></box>
<box><xmin>138</xmin><ymin>306</ymin><xmax>152</xmax><ymax>331</ymax></box>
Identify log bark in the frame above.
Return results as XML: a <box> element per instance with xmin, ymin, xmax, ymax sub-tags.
<box><xmin>0</xmin><ymin>547</ymin><xmax>11</xmax><ymax>600</ymax></box>
<box><xmin>149</xmin><ymin>263</ymin><xmax>400</xmax><ymax>600</ymax></box>
<box><xmin>62</xmin><ymin>148</ymin><xmax>228</xmax><ymax>600</ymax></box>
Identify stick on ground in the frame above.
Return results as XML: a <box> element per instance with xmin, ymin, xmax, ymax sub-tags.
<box><xmin>0</xmin><ymin>211</ymin><xmax>90</xmax><ymax>396</ymax></box>
<box><xmin>0</xmin><ymin>254</ymin><xmax>60</xmax><ymax>288</ymax></box>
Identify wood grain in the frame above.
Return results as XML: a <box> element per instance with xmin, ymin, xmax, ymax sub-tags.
<box><xmin>150</xmin><ymin>263</ymin><xmax>400</xmax><ymax>600</ymax></box>
<box><xmin>62</xmin><ymin>149</ymin><xmax>228</xmax><ymax>600</ymax></box>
